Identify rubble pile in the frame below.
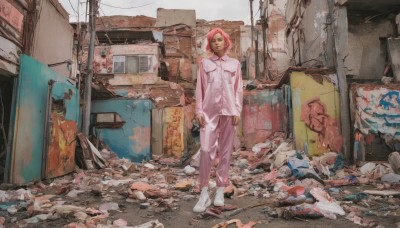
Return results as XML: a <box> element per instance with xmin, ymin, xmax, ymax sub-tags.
<box><xmin>0</xmin><ymin>136</ymin><xmax>399</xmax><ymax>227</ymax></box>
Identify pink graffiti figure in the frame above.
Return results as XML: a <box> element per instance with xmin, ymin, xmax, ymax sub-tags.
<box><xmin>301</xmin><ymin>98</ymin><xmax>343</xmax><ymax>153</ymax></box>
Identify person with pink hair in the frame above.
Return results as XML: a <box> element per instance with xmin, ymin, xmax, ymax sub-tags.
<box><xmin>193</xmin><ymin>28</ymin><xmax>243</xmax><ymax>213</ymax></box>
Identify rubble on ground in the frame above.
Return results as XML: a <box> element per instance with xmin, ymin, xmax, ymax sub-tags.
<box><xmin>0</xmin><ymin>135</ymin><xmax>399</xmax><ymax>227</ymax></box>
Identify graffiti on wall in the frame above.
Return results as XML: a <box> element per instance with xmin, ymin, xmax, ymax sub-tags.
<box><xmin>301</xmin><ymin>98</ymin><xmax>343</xmax><ymax>153</ymax></box>
<box><xmin>354</xmin><ymin>87</ymin><xmax>400</xmax><ymax>139</ymax></box>
<box><xmin>163</xmin><ymin>107</ymin><xmax>184</xmax><ymax>158</ymax></box>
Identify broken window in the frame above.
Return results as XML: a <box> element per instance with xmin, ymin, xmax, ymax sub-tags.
<box><xmin>113</xmin><ymin>56</ymin><xmax>125</xmax><ymax>73</ymax></box>
<box><xmin>94</xmin><ymin>112</ymin><xmax>125</xmax><ymax>128</ymax></box>
<box><xmin>113</xmin><ymin>55</ymin><xmax>152</xmax><ymax>74</ymax></box>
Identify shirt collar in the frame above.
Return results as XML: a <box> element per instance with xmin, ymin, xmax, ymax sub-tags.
<box><xmin>210</xmin><ymin>54</ymin><xmax>228</xmax><ymax>61</ymax></box>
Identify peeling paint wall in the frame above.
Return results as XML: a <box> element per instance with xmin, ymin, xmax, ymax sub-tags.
<box><xmin>0</xmin><ymin>0</ymin><xmax>25</xmax><ymax>75</ymax></box>
<box><xmin>290</xmin><ymin>71</ymin><xmax>342</xmax><ymax>156</ymax></box>
<box><xmin>94</xmin><ymin>44</ymin><xmax>160</xmax><ymax>85</ymax></box>
<box><xmin>241</xmin><ymin>89</ymin><xmax>287</xmax><ymax>149</ymax></box>
<box><xmin>350</xmin><ymin>83</ymin><xmax>400</xmax><ymax>161</ymax></box>
<box><xmin>286</xmin><ymin>0</ymin><xmax>335</xmax><ymax>68</ymax></box>
<box><xmin>266</xmin><ymin>0</ymin><xmax>290</xmax><ymax>81</ymax></box>
<box><xmin>351</xmin><ymin>84</ymin><xmax>400</xmax><ymax>139</ymax></box>
<box><xmin>10</xmin><ymin>55</ymin><xmax>79</xmax><ymax>184</ymax></box>
<box><xmin>91</xmin><ymin>99</ymin><xmax>153</xmax><ymax>162</ymax></box>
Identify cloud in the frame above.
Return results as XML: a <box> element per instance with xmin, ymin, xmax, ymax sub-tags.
<box><xmin>59</xmin><ymin>0</ymin><xmax>260</xmax><ymax>25</ymax></box>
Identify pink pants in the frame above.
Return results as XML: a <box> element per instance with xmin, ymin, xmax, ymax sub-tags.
<box><xmin>199</xmin><ymin>115</ymin><xmax>235</xmax><ymax>188</ymax></box>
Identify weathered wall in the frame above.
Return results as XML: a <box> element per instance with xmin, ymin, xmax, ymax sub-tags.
<box><xmin>350</xmin><ymin>83</ymin><xmax>400</xmax><ymax>161</ymax></box>
<box><xmin>93</xmin><ymin>44</ymin><xmax>160</xmax><ymax>85</ymax></box>
<box><xmin>156</xmin><ymin>9</ymin><xmax>196</xmax><ymax>28</ymax></box>
<box><xmin>240</xmin><ymin>25</ymin><xmax>263</xmax><ymax>80</ymax></box>
<box><xmin>345</xmin><ymin>19</ymin><xmax>395</xmax><ymax>79</ymax></box>
<box><xmin>242</xmin><ymin>89</ymin><xmax>287</xmax><ymax>148</ymax></box>
<box><xmin>266</xmin><ymin>0</ymin><xmax>290</xmax><ymax>81</ymax></box>
<box><xmin>290</xmin><ymin>71</ymin><xmax>342</xmax><ymax>156</ymax></box>
<box><xmin>196</xmin><ymin>20</ymin><xmax>244</xmax><ymax>61</ymax></box>
<box><xmin>91</xmin><ymin>99</ymin><xmax>153</xmax><ymax>162</ymax></box>
<box><xmin>31</xmin><ymin>0</ymin><xmax>74</xmax><ymax>78</ymax></box>
<box><xmin>286</xmin><ymin>0</ymin><xmax>335</xmax><ymax>68</ymax></box>
<box><xmin>0</xmin><ymin>0</ymin><xmax>25</xmax><ymax>75</ymax></box>
<box><xmin>96</xmin><ymin>15</ymin><xmax>156</xmax><ymax>30</ymax></box>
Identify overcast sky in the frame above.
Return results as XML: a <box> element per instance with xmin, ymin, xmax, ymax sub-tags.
<box><xmin>59</xmin><ymin>0</ymin><xmax>260</xmax><ymax>25</ymax></box>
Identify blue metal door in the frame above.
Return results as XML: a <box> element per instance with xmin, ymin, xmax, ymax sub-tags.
<box><xmin>8</xmin><ymin>55</ymin><xmax>79</xmax><ymax>184</ymax></box>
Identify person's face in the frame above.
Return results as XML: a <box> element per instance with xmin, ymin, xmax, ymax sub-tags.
<box><xmin>210</xmin><ymin>33</ymin><xmax>226</xmax><ymax>55</ymax></box>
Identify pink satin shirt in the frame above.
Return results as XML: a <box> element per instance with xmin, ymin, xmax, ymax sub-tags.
<box><xmin>195</xmin><ymin>54</ymin><xmax>243</xmax><ymax>118</ymax></box>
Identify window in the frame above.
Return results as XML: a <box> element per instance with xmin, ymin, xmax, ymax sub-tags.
<box><xmin>113</xmin><ymin>56</ymin><xmax>125</xmax><ymax>74</ymax></box>
<box><xmin>113</xmin><ymin>55</ymin><xmax>152</xmax><ymax>74</ymax></box>
<box><xmin>94</xmin><ymin>112</ymin><xmax>125</xmax><ymax>128</ymax></box>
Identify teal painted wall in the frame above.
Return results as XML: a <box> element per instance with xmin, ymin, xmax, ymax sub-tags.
<box><xmin>91</xmin><ymin>99</ymin><xmax>153</xmax><ymax>162</ymax></box>
<box><xmin>9</xmin><ymin>55</ymin><xmax>79</xmax><ymax>184</ymax></box>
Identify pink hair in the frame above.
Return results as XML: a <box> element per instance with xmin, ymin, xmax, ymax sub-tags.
<box><xmin>205</xmin><ymin>28</ymin><xmax>233</xmax><ymax>53</ymax></box>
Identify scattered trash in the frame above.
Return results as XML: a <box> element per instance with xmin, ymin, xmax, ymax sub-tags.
<box><xmin>388</xmin><ymin>152</ymin><xmax>400</xmax><ymax>174</ymax></box>
<box><xmin>183</xmin><ymin>165</ymin><xmax>196</xmax><ymax>175</ymax></box>
<box><xmin>381</xmin><ymin>173</ymin><xmax>400</xmax><ymax>183</ymax></box>
<box><xmin>212</xmin><ymin>219</ymin><xmax>258</xmax><ymax>228</ymax></box>
<box><xmin>132</xmin><ymin>219</ymin><xmax>164</xmax><ymax>228</ymax></box>
<box><xmin>99</xmin><ymin>202</ymin><xmax>119</xmax><ymax>213</ymax></box>
<box><xmin>113</xmin><ymin>218</ymin><xmax>128</xmax><ymax>227</ymax></box>
<box><xmin>0</xmin><ymin>134</ymin><xmax>398</xmax><ymax>227</ymax></box>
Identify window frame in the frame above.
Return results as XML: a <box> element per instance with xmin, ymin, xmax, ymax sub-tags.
<box><xmin>112</xmin><ymin>54</ymin><xmax>153</xmax><ymax>74</ymax></box>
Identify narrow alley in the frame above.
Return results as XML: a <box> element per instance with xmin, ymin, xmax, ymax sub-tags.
<box><xmin>0</xmin><ymin>0</ymin><xmax>399</xmax><ymax>227</ymax></box>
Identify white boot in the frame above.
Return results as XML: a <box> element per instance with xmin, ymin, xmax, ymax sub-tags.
<box><xmin>193</xmin><ymin>187</ymin><xmax>211</xmax><ymax>213</ymax></box>
<box><xmin>214</xmin><ymin>187</ymin><xmax>225</xmax><ymax>207</ymax></box>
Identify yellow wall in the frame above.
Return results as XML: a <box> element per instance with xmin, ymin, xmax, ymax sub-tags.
<box><xmin>290</xmin><ymin>71</ymin><xmax>340</xmax><ymax>156</ymax></box>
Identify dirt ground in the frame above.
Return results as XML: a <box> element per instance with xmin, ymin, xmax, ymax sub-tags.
<box><xmin>22</xmin><ymin>185</ymin><xmax>399</xmax><ymax>228</ymax></box>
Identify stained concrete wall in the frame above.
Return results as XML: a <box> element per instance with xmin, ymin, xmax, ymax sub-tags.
<box><xmin>32</xmin><ymin>0</ymin><xmax>74</xmax><ymax>78</ymax></box>
<box><xmin>155</xmin><ymin>9</ymin><xmax>196</xmax><ymax>28</ymax></box>
<box><xmin>286</xmin><ymin>0</ymin><xmax>335</xmax><ymax>68</ymax></box>
<box><xmin>266</xmin><ymin>0</ymin><xmax>290</xmax><ymax>80</ymax></box>
<box><xmin>345</xmin><ymin>19</ymin><xmax>395</xmax><ymax>79</ymax></box>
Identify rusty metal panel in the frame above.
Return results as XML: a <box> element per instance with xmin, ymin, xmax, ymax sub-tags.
<box><xmin>0</xmin><ymin>0</ymin><xmax>24</xmax><ymax>33</ymax></box>
<box><xmin>91</xmin><ymin>99</ymin><xmax>153</xmax><ymax>162</ymax></box>
<box><xmin>163</xmin><ymin>107</ymin><xmax>185</xmax><ymax>158</ymax></box>
<box><xmin>10</xmin><ymin>55</ymin><xmax>79</xmax><ymax>184</ymax></box>
<box><xmin>290</xmin><ymin>71</ymin><xmax>342</xmax><ymax>156</ymax></box>
<box><xmin>46</xmin><ymin>113</ymin><xmax>77</xmax><ymax>179</ymax></box>
<box><xmin>45</xmin><ymin>81</ymin><xmax>79</xmax><ymax>179</ymax></box>
<box><xmin>242</xmin><ymin>89</ymin><xmax>287</xmax><ymax>149</ymax></box>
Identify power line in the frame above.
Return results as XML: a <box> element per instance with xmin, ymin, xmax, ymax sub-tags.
<box><xmin>68</xmin><ymin>0</ymin><xmax>78</xmax><ymax>14</ymax></box>
<box><xmin>254</xmin><ymin>8</ymin><xmax>260</xmax><ymax>18</ymax></box>
<box><xmin>100</xmin><ymin>1</ymin><xmax>157</xmax><ymax>9</ymax></box>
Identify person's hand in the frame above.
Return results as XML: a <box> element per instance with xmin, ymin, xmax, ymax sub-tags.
<box><xmin>232</xmin><ymin>116</ymin><xmax>240</xmax><ymax>126</ymax></box>
<box><xmin>196</xmin><ymin>114</ymin><xmax>206</xmax><ymax>128</ymax></box>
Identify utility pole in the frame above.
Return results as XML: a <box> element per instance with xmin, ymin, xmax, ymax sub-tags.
<box><xmin>82</xmin><ymin>0</ymin><xmax>96</xmax><ymax>136</ymax></box>
<box><xmin>249</xmin><ymin>0</ymin><xmax>254</xmax><ymax>49</ymax></box>
<box><xmin>260</xmin><ymin>0</ymin><xmax>268</xmax><ymax>80</ymax></box>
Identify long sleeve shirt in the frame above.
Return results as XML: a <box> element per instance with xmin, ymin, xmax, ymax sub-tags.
<box><xmin>195</xmin><ymin>54</ymin><xmax>243</xmax><ymax>118</ymax></box>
